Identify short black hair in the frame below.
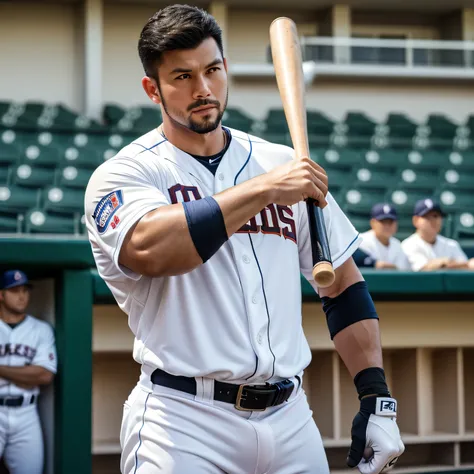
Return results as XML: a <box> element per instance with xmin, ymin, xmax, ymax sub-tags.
<box><xmin>138</xmin><ymin>4</ymin><xmax>224</xmax><ymax>80</ymax></box>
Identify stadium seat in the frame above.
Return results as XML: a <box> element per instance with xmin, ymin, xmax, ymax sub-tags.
<box><xmin>394</xmin><ymin>215</ymin><xmax>415</xmax><ymax>241</ymax></box>
<box><xmin>19</xmin><ymin>145</ymin><xmax>60</xmax><ymax>168</ymax></box>
<box><xmin>0</xmin><ymin>185</ymin><xmax>39</xmax><ymax>213</ymax></box>
<box><xmin>381</xmin><ymin>113</ymin><xmax>417</xmax><ymax>148</ymax></box>
<box><xmin>0</xmin><ymin>167</ymin><xmax>11</xmax><ymax>185</ymax></box>
<box><xmin>0</xmin><ymin>212</ymin><xmax>20</xmax><ymax>233</ymax></box>
<box><xmin>342</xmin><ymin>188</ymin><xmax>386</xmax><ymax>214</ymax></box>
<box><xmin>351</xmin><ymin>168</ymin><xmax>392</xmax><ymax>191</ymax></box>
<box><xmin>425</xmin><ymin>114</ymin><xmax>457</xmax><ymax>140</ymax></box>
<box><xmin>326</xmin><ymin>167</ymin><xmax>352</xmax><ymax>196</ymax></box>
<box><xmin>307</xmin><ymin>110</ymin><xmax>334</xmax><ymax>135</ymax></box>
<box><xmin>362</xmin><ymin>149</ymin><xmax>400</xmax><ymax>172</ymax></box>
<box><xmin>395</xmin><ymin>169</ymin><xmax>437</xmax><ymax>192</ymax></box>
<box><xmin>105</xmin><ymin>105</ymin><xmax>162</xmax><ymax>133</ymax></box>
<box><xmin>386</xmin><ymin>189</ymin><xmax>429</xmax><ymax>214</ymax></box>
<box><xmin>317</xmin><ymin>148</ymin><xmax>364</xmax><ymax>169</ymax></box>
<box><xmin>59</xmin><ymin>146</ymin><xmax>101</xmax><ymax>169</ymax></box>
<box><xmin>11</xmin><ymin>165</ymin><xmax>55</xmax><ymax>188</ymax></box>
<box><xmin>344</xmin><ymin>111</ymin><xmax>377</xmax><ymax>137</ymax></box>
<box><xmin>439</xmin><ymin>169</ymin><xmax>474</xmax><ymax>191</ymax></box>
<box><xmin>25</xmin><ymin>208</ymin><xmax>76</xmax><ymax>234</ymax></box>
<box><xmin>42</xmin><ymin>186</ymin><xmax>85</xmax><ymax>215</ymax></box>
<box><xmin>397</xmin><ymin>149</ymin><xmax>449</xmax><ymax>170</ymax></box>
<box><xmin>57</xmin><ymin>166</ymin><xmax>93</xmax><ymax>189</ymax></box>
<box><xmin>222</xmin><ymin>107</ymin><xmax>254</xmax><ymax>132</ymax></box>
<box><xmin>451</xmin><ymin>212</ymin><xmax>474</xmax><ymax>244</ymax></box>
<box><xmin>444</xmin><ymin>150</ymin><xmax>474</xmax><ymax>171</ymax></box>
<box><xmin>0</xmin><ymin>130</ymin><xmax>20</xmax><ymax>166</ymax></box>
<box><xmin>346</xmin><ymin>213</ymin><xmax>371</xmax><ymax>233</ymax></box>
<box><xmin>435</xmin><ymin>189</ymin><xmax>472</xmax><ymax>214</ymax></box>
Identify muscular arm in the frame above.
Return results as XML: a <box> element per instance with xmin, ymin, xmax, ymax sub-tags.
<box><xmin>319</xmin><ymin>258</ymin><xmax>383</xmax><ymax>377</ymax></box>
<box><xmin>120</xmin><ymin>158</ymin><xmax>328</xmax><ymax>278</ymax></box>
<box><xmin>0</xmin><ymin>365</ymin><xmax>54</xmax><ymax>389</ymax></box>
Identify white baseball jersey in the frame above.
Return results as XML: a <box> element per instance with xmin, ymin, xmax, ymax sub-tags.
<box><xmin>0</xmin><ymin>315</ymin><xmax>57</xmax><ymax>396</ymax></box>
<box><xmin>402</xmin><ymin>233</ymin><xmax>468</xmax><ymax>271</ymax></box>
<box><xmin>85</xmin><ymin>127</ymin><xmax>361</xmax><ymax>386</ymax></box>
<box><xmin>359</xmin><ymin>230</ymin><xmax>411</xmax><ymax>270</ymax></box>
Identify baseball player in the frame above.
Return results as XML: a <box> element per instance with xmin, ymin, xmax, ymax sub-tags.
<box><xmin>85</xmin><ymin>5</ymin><xmax>404</xmax><ymax>473</ymax></box>
<box><xmin>402</xmin><ymin>198</ymin><xmax>474</xmax><ymax>271</ymax></box>
<box><xmin>359</xmin><ymin>203</ymin><xmax>410</xmax><ymax>270</ymax></box>
<box><xmin>0</xmin><ymin>270</ymin><xmax>57</xmax><ymax>474</ymax></box>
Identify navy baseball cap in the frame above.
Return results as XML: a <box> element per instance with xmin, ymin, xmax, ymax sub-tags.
<box><xmin>371</xmin><ymin>203</ymin><xmax>398</xmax><ymax>221</ymax></box>
<box><xmin>1</xmin><ymin>270</ymin><xmax>31</xmax><ymax>290</ymax></box>
<box><xmin>413</xmin><ymin>198</ymin><xmax>446</xmax><ymax>217</ymax></box>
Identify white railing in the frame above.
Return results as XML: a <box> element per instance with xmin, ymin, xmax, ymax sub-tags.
<box><xmin>300</xmin><ymin>36</ymin><xmax>474</xmax><ymax>69</ymax></box>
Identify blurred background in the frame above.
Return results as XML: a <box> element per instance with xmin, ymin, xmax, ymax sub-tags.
<box><xmin>1</xmin><ymin>0</ymin><xmax>474</xmax><ymax>473</ymax></box>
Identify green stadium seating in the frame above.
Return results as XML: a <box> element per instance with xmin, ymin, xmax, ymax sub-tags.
<box><xmin>398</xmin><ymin>149</ymin><xmax>449</xmax><ymax>170</ymax></box>
<box><xmin>382</xmin><ymin>113</ymin><xmax>417</xmax><ymax>148</ymax></box>
<box><xmin>25</xmin><ymin>208</ymin><xmax>76</xmax><ymax>234</ymax></box>
<box><xmin>107</xmin><ymin>106</ymin><xmax>162</xmax><ymax>133</ymax></box>
<box><xmin>59</xmin><ymin>146</ymin><xmax>101</xmax><ymax>169</ymax></box>
<box><xmin>11</xmin><ymin>165</ymin><xmax>55</xmax><ymax>188</ymax></box>
<box><xmin>344</xmin><ymin>111</ymin><xmax>377</xmax><ymax>136</ymax></box>
<box><xmin>394</xmin><ymin>215</ymin><xmax>415</xmax><ymax>241</ymax></box>
<box><xmin>222</xmin><ymin>107</ymin><xmax>254</xmax><ymax>132</ymax></box>
<box><xmin>0</xmin><ymin>185</ymin><xmax>39</xmax><ymax>213</ymax></box>
<box><xmin>57</xmin><ymin>166</ymin><xmax>93</xmax><ymax>189</ymax></box>
<box><xmin>326</xmin><ymin>167</ymin><xmax>351</xmax><ymax>196</ymax></box>
<box><xmin>395</xmin><ymin>169</ymin><xmax>437</xmax><ymax>192</ymax></box>
<box><xmin>386</xmin><ymin>189</ymin><xmax>428</xmax><ymax>214</ymax></box>
<box><xmin>351</xmin><ymin>168</ymin><xmax>393</xmax><ymax>191</ymax></box>
<box><xmin>0</xmin><ymin>213</ymin><xmax>20</xmax><ymax>233</ymax></box>
<box><xmin>0</xmin><ymin>130</ymin><xmax>20</xmax><ymax>166</ymax></box>
<box><xmin>425</xmin><ymin>113</ymin><xmax>457</xmax><ymax>140</ymax></box>
<box><xmin>444</xmin><ymin>150</ymin><xmax>474</xmax><ymax>171</ymax></box>
<box><xmin>342</xmin><ymin>188</ymin><xmax>386</xmax><ymax>214</ymax></box>
<box><xmin>451</xmin><ymin>212</ymin><xmax>474</xmax><ymax>244</ymax></box>
<box><xmin>307</xmin><ymin>110</ymin><xmax>334</xmax><ymax>135</ymax></box>
<box><xmin>439</xmin><ymin>169</ymin><xmax>474</xmax><ymax>191</ymax></box>
<box><xmin>318</xmin><ymin>148</ymin><xmax>364</xmax><ymax>169</ymax></box>
<box><xmin>362</xmin><ymin>149</ymin><xmax>399</xmax><ymax>172</ymax></box>
<box><xmin>436</xmin><ymin>189</ymin><xmax>472</xmax><ymax>213</ymax></box>
<box><xmin>19</xmin><ymin>144</ymin><xmax>60</xmax><ymax>168</ymax></box>
<box><xmin>0</xmin><ymin>167</ymin><xmax>11</xmax><ymax>184</ymax></box>
<box><xmin>42</xmin><ymin>186</ymin><xmax>85</xmax><ymax>215</ymax></box>
<box><xmin>347</xmin><ymin>213</ymin><xmax>371</xmax><ymax>233</ymax></box>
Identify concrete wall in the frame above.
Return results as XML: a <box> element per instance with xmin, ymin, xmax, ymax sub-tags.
<box><xmin>0</xmin><ymin>2</ymin><xmax>82</xmax><ymax>110</ymax></box>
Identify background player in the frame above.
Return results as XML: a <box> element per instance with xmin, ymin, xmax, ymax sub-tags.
<box><xmin>86</xmin><ymin>5</ymin><xmax>404</xmax><ymax>473</ymax></box>
<box><xmin>359</xmin><ymin>203</ymin><xmax>410</xmax><ymax>270</ymax></box>
<box><xmin>0</xmin><ymin>270</ymin><xmax>57</xmax><ymax>474</ymax></box>
<box><xmin>402</xmin><ymin>199</ymin><xmax>474</xmax><ymax>271</ymax></box>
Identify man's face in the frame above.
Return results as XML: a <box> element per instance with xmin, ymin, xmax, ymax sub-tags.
<box><xmin>371</xmin><ymin>218</ymin><xmax>398</xmax><ymax>240</ymax></box>
<box><xmin>414</xmin><ymin>210</ymin><xmax>443</xmax><ymax>239</ymax></box>
<box><xmin>0</xmin><ymin>285</ymin><xmax>30</xmax><ymax>315</ymax></box>
<box><xmin>155</xmin><ymin>37</ymin><xmax>228</xmax><ymax>134</ymax></box>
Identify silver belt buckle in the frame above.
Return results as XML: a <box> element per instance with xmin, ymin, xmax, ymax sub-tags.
<box><xmin>234</xmin><ymin>384</ymin><xmax>266</xmax><ymax>412</ymax></box>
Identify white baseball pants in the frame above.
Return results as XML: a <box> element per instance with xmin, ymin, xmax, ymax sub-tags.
<box><xmin>120</xmin><ymin>380</ymin><xmax>330</xmax><ymax>474</ymax></box>
<box><xmin>0</xmin><ymin>404</ymin><xmax>43</xmax><ymax>474</ymax></box>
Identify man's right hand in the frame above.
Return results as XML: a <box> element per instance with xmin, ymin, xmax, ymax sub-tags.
<box><xmin>259</xmin><ymin>157</ymin><xmax>329</xmax><ymax>208</ymax></box>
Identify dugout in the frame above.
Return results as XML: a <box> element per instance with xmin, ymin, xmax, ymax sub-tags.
<box><xmin>2</xmin><ymin>237</ymin><xmax>474</xmax><ymax>474</ymax></box>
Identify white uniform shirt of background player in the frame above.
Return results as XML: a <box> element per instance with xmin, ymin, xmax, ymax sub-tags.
<box><xmin>0</xmin><ymin>270</ymin><xmax>57</xmax><ymax>474</ymax></box>
<box><xmin>359</xmin><ymin>203</ymin><xmax>410</xmax><ymax>270</ymax></box>
<box><xmin>86</xmin><ymin>5</ymin><xmax>403</xmax><ymax>474</ymax></box>
<box><xmin>402</xmin><ymin>199</ymin><xmax>474</xmax><ymax>272</ymax></box>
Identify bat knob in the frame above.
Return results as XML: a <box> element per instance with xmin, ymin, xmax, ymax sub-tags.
<box><xmin>364</xmin><ymin>447</ymin><xmax>374</xmax><ymax>460</ymax></box>
<box><xmin>312</xmin><ymin>262</ymin><xmax>335</xmax><ymax>288</ymax></box>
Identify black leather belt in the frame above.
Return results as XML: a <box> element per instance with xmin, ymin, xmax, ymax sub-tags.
<box><xmin>0</xmin><ymin>395</ymin><xmax>36</xmax><ymax>407</ymax></box>
<box><xmin>151</xmin><ymin>369</ymin><xmax>295</xmax><ymax>411</ymax></box>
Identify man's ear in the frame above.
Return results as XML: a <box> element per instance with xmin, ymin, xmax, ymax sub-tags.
<box><xmin>142</xmin><ymin>76</ymin><xmax>162</xmax><ymax>105</ymax></box>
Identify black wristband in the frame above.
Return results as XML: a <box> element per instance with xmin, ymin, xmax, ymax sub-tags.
<box><xmin>354</xmin><ymin>367</ymin><xmax>390</xmax><ymax>400</ymax></box>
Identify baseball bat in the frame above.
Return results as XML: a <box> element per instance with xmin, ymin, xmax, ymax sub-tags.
<box><xmin>269</xmin><ymin>17</ymin><xmax>335</xmax><ymax>288</ymax></box>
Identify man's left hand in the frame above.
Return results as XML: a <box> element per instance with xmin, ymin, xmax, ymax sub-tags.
<box><xmin>347</xmin><ymin>396</ymin><xmax>405</xmax><ymax>474</ymax></box>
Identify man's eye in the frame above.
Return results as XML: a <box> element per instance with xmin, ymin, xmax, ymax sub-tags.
<box><xmin>176</xmin><ymin>74</ymin><xmax>191</xmax><ymax>80</ymax></box>
<box><xmin>207</xmin><ymin>67</ymin><xmax>220</xmax><ymax>74</ymax></box>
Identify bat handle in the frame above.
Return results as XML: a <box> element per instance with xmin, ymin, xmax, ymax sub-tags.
<box><xmin>306</xmin><ymin>199</ymin><xmax>335</xmax><ymax>288</ymax></box>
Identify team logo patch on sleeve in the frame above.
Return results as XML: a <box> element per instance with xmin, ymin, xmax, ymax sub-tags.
<box><xmin>93</xmin><ymin>190</ymin><xmax>124</xmax><ymax>234</ymax></box>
